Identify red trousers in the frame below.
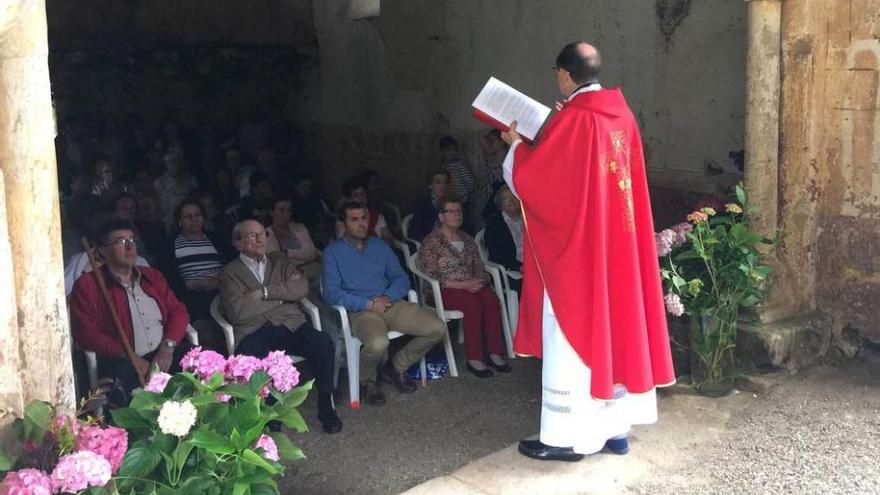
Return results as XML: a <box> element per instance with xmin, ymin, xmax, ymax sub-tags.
<box><xmin>441</xmin><ymin>286</ymin><xmax>505</xmax><ymax>361</ymax></box>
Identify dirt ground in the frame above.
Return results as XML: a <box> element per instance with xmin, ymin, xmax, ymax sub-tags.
<box><xmin>279</xmin><ymin>348</ymin><xmax>880</xmax><ymax>495</ymax></box>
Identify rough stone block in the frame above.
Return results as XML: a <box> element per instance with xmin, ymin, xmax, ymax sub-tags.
<box><xmin>737</xmin><ymin>313</ymin><xmax>831</xmax><ymax>372</ymax></box>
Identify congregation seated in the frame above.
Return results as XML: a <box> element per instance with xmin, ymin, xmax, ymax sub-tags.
<box><xmin>238</xmin><ymin>172</ymin><xmax>275</xmax><ymax>226</ymax></box>
<box><xmin>172</xmin><ymin>199</ymin><xmax>231</xmax><ymax>325</ymax></box>
<box><xmin>219</xmin><ymin>219</ymin><xmax>341</xmax><ymax>433</ymax></box>
<box><xmin>322</xmin><ymin>202</ymin><xmax>446</xmax><ymax>406</ymax></box>
<box><xmin>265</xmin><ymin>196</ymin><xmax>321</xmax><ymax>281</ymax></box>
<box><xmin>483</xmin><ymin>185</ymin><xmax>524</xmax><ymax>293</ymax></box>
<box><xmin>69</xmin><ymin>217</ymin><xmax>193</xmax><ymax>404</ymax></box>
<box><xmin>291</xmin><ymin>175</ymin><xmax>330</xmax><ymax>236</ymax></box>
<box><xmin>335</xmin><ymin>177</ymin><xmax>393</xmax><ymax>243</ymax></box>
<box><xmin>90</xmin><ymin>157</ymin><xmax>127</xmax><ymax>201</ymax></box>
<box><xmin>409</xmin><ymin>168</ymin><xmax>450</xmax><ymax>242</ymax></box>
<box><xmin>420</xmin><ymin>196</ymin><xmax>510</xmax><ymax>377</ymax></box>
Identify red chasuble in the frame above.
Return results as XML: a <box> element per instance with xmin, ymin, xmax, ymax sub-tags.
<box><xmin>512</xmin><ymin>88</ymin><xmax>675</xmax><ymax>400</ymax></box>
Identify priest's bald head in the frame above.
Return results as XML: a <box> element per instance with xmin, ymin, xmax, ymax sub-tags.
<box><xmin>554</xmin><ymin>41</ymin><xmax>601</xmax><ymax>97</ymax></box>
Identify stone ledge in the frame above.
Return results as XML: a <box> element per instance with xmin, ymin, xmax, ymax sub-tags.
<box><xmin>737</xmin><ymin>313</ymin><xmax>831</xmax><ymax>372</ymax></box>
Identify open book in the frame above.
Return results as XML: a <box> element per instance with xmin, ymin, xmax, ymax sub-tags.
<box><xmin>472</xmin><ymin>77</ymin><xmax>551</xmax><ymax>141</ymax></box>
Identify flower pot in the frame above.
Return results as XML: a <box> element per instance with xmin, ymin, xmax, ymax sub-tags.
<box><xmin>689</xmin><ymin>309</ymin><xmax>738</xmax><ymax>397</ymax></box>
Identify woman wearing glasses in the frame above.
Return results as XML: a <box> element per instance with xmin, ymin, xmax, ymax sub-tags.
<box><xmin>420</xmin><ymin>195</ymin><xmax>510</xmax><ymax>378</ymax></box>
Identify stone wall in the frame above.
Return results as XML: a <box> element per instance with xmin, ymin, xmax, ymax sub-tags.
<box><xmin>771</xmin><ymin>0</ymin><xmax>880</xmax><ymax>345</ymax></box>
<box><xmin>301</xmin><ymin>0</ymin><xmax>747</xmax><ymax>210</ymax></box>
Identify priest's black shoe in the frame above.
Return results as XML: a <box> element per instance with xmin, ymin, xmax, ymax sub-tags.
<box><xmin>518</xmin><ymin>439</ymin><xmax>584</xmax><ymax>462</ymax></box>
<box><xmin>487</xmin><ymin>359</ymin><xmax>512</xmax><ymax>373</ymax></box>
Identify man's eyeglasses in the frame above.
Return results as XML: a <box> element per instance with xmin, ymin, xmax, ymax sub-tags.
<box><xmin>442</xmin><ymin>209</ymin><xmax>463</xmax><ymax>215</ymax></box>
<box><xmin>103</xmin><ymin>237</ymin><xmax>136</xmax><ymax>249</ymax></box>
<box><xmin>242</xmin><ymin>231</ymin><xmax>269</xmax><ymax>241</ymax></box>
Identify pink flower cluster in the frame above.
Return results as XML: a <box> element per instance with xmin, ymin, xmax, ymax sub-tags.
<box><xmin>225</xmin><ymin>355</ymin><xmax>263</xmax><ymax>383</ymax></box>
<box><xmin>664</xmin><ymin>293</ymin><xmax>685</xmax><ymax>317</ymax></box>
<box><xmin>75</xmin><ymin>425</ymin><xmax>128</xmax><ymax>474</ymax></box>
<box><xmin>253</xmin><ymin>434</ymin><xmax>280</xmax><ymax>462</ymax></box>
<box><xmin>49</xmin><ymin>451</ymin><xmax>112</xmax><ymax>493</ymax></box>
<box><xmin>670</xmin><ymin>222</ymin><xmax>693</xmax><ymax>245</ymax></box>
<box><xmin>180</xmin><ymin>346</ymin><xmax>227</xmax><ymax>381</ymax></box>
<box><xmin>262</xmin><ymin>351</ymin><xmax>300</xmax><ymax>393</ymax></box>
<box><xmin>52</xmin><ymin>414</ymin><xmax>81</xmax><ymax>438</ymax></box>
<box><xmin>655</xmin><ymin>229</ymin><xmax>677</xmax><ymax>257</ymax></box>
<box><xmin>0</xmin><ymin>468</ymin><xmax>52</xmax><ymax>495</ymax></box>
<box><xmin>145</xmin><ymin>371</ymin><xmax>172</xmax><ymax>393</ymax></box>
<box><xmin>178</xmin><ymin>348</ymin><xmax>301</xmax><ymax>400</ymax></box>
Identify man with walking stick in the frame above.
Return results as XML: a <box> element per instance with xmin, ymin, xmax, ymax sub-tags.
<box><xmin>70</xmin><ymin>217</ymin><xmax>193</xmax><ymax>404</ymax></box>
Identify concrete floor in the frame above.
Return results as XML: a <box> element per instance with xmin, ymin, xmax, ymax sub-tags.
<box><xmin>278</xmin><ymin>347</ymin><xmax>880</xmax><ymax>495</ymax></box>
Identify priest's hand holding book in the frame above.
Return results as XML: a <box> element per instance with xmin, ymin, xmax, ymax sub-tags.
<box><xmin>501</xmin><ymin>121</ymin><xmax>522</xmax><ymax>146</ymax></box>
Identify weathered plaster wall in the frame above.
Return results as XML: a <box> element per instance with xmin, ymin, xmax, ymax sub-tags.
<box><xmin>300</xmin><ymin>0</ymin><xmax>747</xmax><ymax>210</ymax></box>
<box><xmin>773</xmin><ymin>0</ymin><xmax>880</xmax><ymax>344</ymax></box>
<box><xmin>47</xmin><ymin>0</ymin><xmax>315</xmax><ymax>48</ymax></box>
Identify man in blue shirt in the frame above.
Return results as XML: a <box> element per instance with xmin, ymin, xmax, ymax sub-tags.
<box><xmin>323</xmin><ymin>202</ymin><xmax>447</xmax><ymax>406</ymax></box>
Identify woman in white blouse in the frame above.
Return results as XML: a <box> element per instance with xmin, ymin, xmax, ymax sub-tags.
<box><xmin>265</xmin><ymin>196</ymin><xmax>321</xmax><ymax>280</ymax></box>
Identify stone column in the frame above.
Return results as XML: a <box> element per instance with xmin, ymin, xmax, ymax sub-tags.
<box><xmin>743</xmin><ymin>0</ymin><xmax>782</xmax><ymax>239</ymax></box>
<box><xmin>0</xmin><ymin>1</ymin><xmax>75</xmax><ymax>411</ymax></box>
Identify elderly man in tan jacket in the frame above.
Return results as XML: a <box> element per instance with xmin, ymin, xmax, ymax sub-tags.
<box><xmin>221</xmin><ymin>219</ymin><xmax>341</xmax><ymax>434</ymax></box>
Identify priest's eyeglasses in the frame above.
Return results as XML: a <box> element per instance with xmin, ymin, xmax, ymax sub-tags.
<box><xmin>103</xmin><ymin>237</ymin><xmax>137</xmax><ymax>249</ymax></box>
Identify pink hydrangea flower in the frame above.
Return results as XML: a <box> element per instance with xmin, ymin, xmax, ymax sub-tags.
<box><xmin>253</xmin><ymin>434</ymin><xmax>280</xmax><ymax>462</ymax></box>
<box><xmin>180</xmin><ymin>347</ymin><xmax>227</xmax><ymax>381</ymax></box>
<box><xmin>75</xmin><ymin>426</ymin><xmax>128</xmax><ymax>474</ymax></box>
<box><xmin>225</xmin><ymin>355</ymin><xmax>263</xmax><ymax>383</ymax></box>
<box><xmin>664</xmin><ymin>293</ymin><xmax>685</xmax><ymax>317</ymax></box>
<box><xmin>53</xmin><ymin>413</ymin><xmax>81</xmax><ymax>437</ymax></box>
<box><xmin>145</xmin><ymin>371</ymin><xmax>172</xmax><ymax>393</ymax></box>
<box><xmin>216</xmin><ymin>393</ymin><xmax>232</xmax><ymax>403</ymax></box>
<box><xmin>0</xmin><ymin>468</ymin><xmax>53</xmax><ymax>495</ymax></box>
<box><xmin>655</xmin><ymin>229</ymin><xmax>677</xmax><ymax>257</ymax></box>
<box><xmin>670</xmin><ymin>222</ymin><xmax>693</xmax><ymax>246</ymax></box>
<box><xmin>50</xmin><ymin>451</ymin><xmax>111</xmax><ymax>493</ymax></box>
<box><xmin>262</xmin><ymin>351</ymin><xmax>300</xmax><ymax>393</ymax></box>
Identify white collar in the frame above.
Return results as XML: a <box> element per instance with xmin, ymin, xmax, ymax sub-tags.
<box><xmin>567</xmin><ymin>82</ymin><xmax>602</xmax><ymax>102</ymax></box>
<box><xmin>240</xmin><ymin>253</ymin><xmax>267</xmax><ymax>267</ymax></box>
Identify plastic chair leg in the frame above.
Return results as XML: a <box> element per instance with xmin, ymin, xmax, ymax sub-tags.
<box><xmin>333</xmin><ymin>338</ymin><xmax>343</xmax><ymax>389</ymax></box>
<box><xmin>443</xmin><ymin>326</ymin><xmax>459</xmax><ymax>378</ymax></box>
<box><xmin>346</xmin><ymin>341</ymin><xmax>361</xmax><ymax>409</ymax></box>
<box><xmin>419</xmin><ymin>358</ymin><xmax>427</xmax><ymax>386</ymax></box>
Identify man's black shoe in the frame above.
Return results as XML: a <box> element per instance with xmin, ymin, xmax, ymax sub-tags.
<box><xmin>360</xmin><ymin>382</ymin><xmax>386</xmax><ymax>406</ymax></box>
<box><xmin>319</xmin><ymin>410</ymin><xmax>343</xmax><ymax>434</ymax></box>
<box><xmin>379</xmin><ymin>362</ymin><xmax>418</xmax><ymax>393</ymax></box>
<box><xmin>517</xmin><ymin>439</ymin><xmax>584</xmax><ymax>462</ymax></box>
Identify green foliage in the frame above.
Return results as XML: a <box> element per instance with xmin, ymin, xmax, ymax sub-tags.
<box><xmin>660</xmin><ymin>183</ymin><xmax>774</xmax><ymax>387</ymax></box>
<box><xmin>112</xmin><ymin>368</ymin><xmax>313</xmax><ymax>494</ymax></box>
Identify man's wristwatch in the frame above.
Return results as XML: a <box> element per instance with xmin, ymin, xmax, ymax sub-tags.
<box><xmin>161</xmin><ymin>339</ymin><xmax>177</xmax><ymax>350</ymax></box>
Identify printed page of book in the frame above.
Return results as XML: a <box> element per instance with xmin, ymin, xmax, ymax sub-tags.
<box><xmin>472</xmin><ymin>77</ymin><xmax>551</xmax><ymax>141</ymax></box>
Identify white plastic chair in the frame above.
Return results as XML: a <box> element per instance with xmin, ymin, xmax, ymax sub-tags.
<box><xmin>401</xmin><ymin>214</ymin><xmax>421</xmax><ymax>251</ymax></box>
<box><xmin>404</xmin><ymin>251</ymin><xmax>472</xmax><ymax>367</ymax></box>
<box><xmin>475</xmin><ymin>229</ymin><xmax>521</xmax><ymax>342</ymax></box>
<box><xmin>84</xmin><ymin>325</ymin><xmax>199</xmax><ymax>394</ymax></box>
<box><xmin>326</xmin><ymin>288</ymin><xmax>433</xmax><ymax>409</ymax></box>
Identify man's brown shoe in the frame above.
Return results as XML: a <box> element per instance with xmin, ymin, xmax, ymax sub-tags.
<box><xmin>380</xmin><ymin>361</ymin><xmax>418</xmax><ymax>393</ymax></box>
<box><xmin>360</xmin><ymin>382</ymin><xmax>386</xmax><ymax>406</ymax></box>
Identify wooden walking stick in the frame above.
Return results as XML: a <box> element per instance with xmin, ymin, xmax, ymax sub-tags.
<box><xmin>81</xmin><ymin>237</ymin><xmax>146</xmax><ymax>387</ymax></box>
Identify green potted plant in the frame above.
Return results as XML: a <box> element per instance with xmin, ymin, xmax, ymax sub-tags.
<box><xmin>657</xmin><ymin>184</ymin><xmax>773</xmax><ymax>396</ymax></box>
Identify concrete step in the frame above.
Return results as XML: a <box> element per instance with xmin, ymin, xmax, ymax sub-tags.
<box><xmin>737</xmin><ymin>313</ymin><xmax>831</xmax><ymax>372</ymax></box>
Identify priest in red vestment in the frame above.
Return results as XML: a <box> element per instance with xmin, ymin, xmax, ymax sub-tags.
<box><xmin>501</xmin><ymin>41</ymin><xmax>675</xmax><ymax>462</ymax></box>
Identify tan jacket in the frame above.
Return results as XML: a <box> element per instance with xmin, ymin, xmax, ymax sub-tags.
<box><xmin>220</xmin><ymin>251</ymin><xmax>309</xmax><ymax>343</ymax></box>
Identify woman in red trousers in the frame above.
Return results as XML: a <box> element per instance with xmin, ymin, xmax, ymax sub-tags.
<box><xmin>420</xmin><ymin>195</ymin><xmax>510</xmax><ymax>377</ymax></box>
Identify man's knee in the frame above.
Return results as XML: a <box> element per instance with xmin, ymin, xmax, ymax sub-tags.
<box><xmin>360</xmin><ymin>334</ymin><xmax>389</xmax><ymax>355</ymax></box>
<box><xmin>426</xmin><ymin>317</ymin><xmax>447</xmax><ymax>341</ymax></box>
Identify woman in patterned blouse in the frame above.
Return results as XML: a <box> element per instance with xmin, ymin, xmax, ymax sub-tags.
<box><xmin>420</xmin><ymin>195</ymin><xmax>510</xmax><ymax>377</ymax></box>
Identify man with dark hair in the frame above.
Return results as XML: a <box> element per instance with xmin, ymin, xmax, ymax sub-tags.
<box><xmin>220</xmin><ymin>219</ymin><xmax>342</xmax><ymax>434</ymax></box>
<box><xmin>69</xmin><ymin>217</ymin><xmax>193</xmax><ymax>402</ymax></box>
<box><xmin>410</xmin><ymin>168</ymin><xmax>450</xmax><ymax>242</ymax></box>
<box><xmin>439</xmin><ymin>136</ymin><xmax>475</xmax><ymax>204</ymax></box>
<box><xmin>501</xmin><ymin>42</ymin><xmax>675</xmax><ymax>461</ymax></box>
<box><xmin>323</xmin><ymin>202</ymin><xmax>446</xmax><ymax>407</ymax></box>
<box><xmin>337</xmin><ymin>177</ymin><xmax>392</xmax><ymax>241</ymax></box>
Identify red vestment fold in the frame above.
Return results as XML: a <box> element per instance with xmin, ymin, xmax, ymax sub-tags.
<box><xmin>512</xmin><ymin>88</ymin><xmax>675</xmax><ymax>400</ymax></box>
